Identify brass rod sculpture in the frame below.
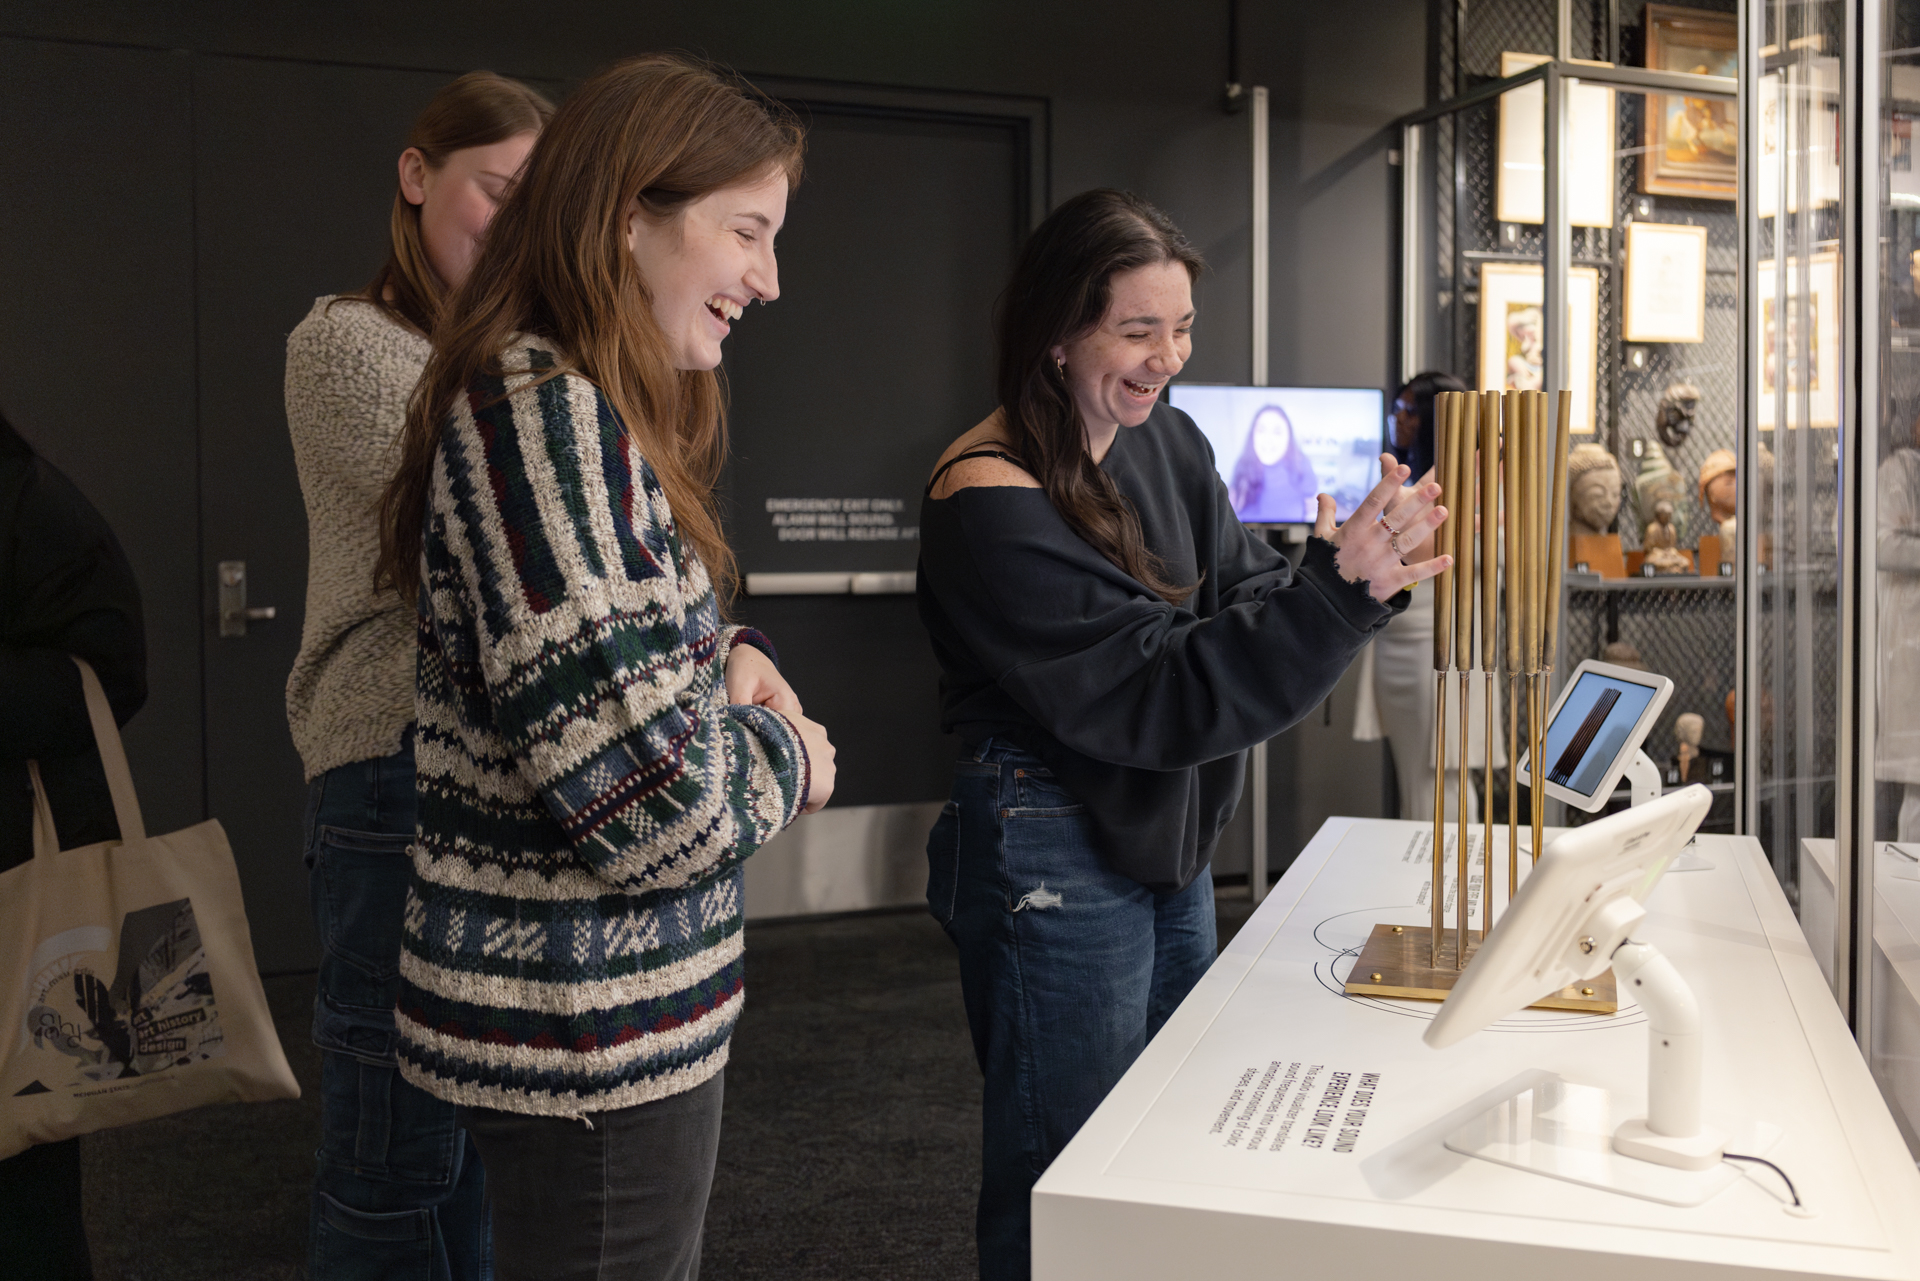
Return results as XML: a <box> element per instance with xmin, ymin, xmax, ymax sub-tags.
<box><xmin>1518</xmin><ymin>393</ymin><xmax>1541</xmax><ymax>865</ymax></box>
<box><xmin>1537</xmin><ymin>389</ymin><xmax>1572</xmax><ymax>865</ymax></box>
<box><xmin>1528</xmin><ymin>391</ymin><xmax>1549</xmax><ymax>864</ymax></box>
<box><xmin>1341</xmin><ymin>388</ymin><xmax>1607</xmax><ymax>1011</ymax></box>
<box><xmin>1544</xmin><ymin>389</ymin><xmax>1572</xmax><ymax>681</ymax></box>
<box><xmin>1430</xmin><ymin>391</ymin><xmax>1460</xmax><ymax>969</ymax></box>
<box><xmin>1502</xmin><ymin>391</ymin><xmax>1522</xmax><ymax>900</ymax></box>
<box><xmin>1479</xmin><ymin>390</ymin><xmax>1499</xmax><ymax>937</ymax></box>
<box><xmin>1453</xmin><ymin>393</ymin><xmax>1476</xmax><ymax>968</ymax></box>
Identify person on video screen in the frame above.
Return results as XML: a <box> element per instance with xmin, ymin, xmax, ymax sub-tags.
<box><xmin>1228</xmin><ymin>404</ymin><xmax>1318</xmax><ymax>522</ymax></box>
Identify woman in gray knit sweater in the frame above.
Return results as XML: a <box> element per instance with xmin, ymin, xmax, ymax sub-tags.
<box><xmin>283</xmin><ymin>71</ymin><xmax>551</xmax><ymax>1281</ymax></box>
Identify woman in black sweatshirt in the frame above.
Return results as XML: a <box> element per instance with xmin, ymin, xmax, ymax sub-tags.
<box><xmin>916</xmin><ymin>189</ymin><xmax>1450</xmax><ymax>1281</ymax></box>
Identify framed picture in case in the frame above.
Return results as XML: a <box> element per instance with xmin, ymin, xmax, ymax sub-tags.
<box><xmin>1756</xmin><ymin>252</ymin><xmax>1839</xmax><ymax>429</ymax></box>
<box><xmin>1641</xmin><ymin>4</ymin><xmax>1738</xmax><ymax>200</ymax></box>
<box><xmin>1477</xmin><ymin>261</ymin><xmax>1601</xmax><ymax>434</ymax></box>
<box><xmin>1623</xmin><ymin>221</ymin><xmax>1708</xmax><ymax>343</ymax></box>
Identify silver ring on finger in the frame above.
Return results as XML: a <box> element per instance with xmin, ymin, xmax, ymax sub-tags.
<box><xmin>1390</xmin><ymin>530</ymin><xmax>1406</xmax><ymax>559</ymax></box>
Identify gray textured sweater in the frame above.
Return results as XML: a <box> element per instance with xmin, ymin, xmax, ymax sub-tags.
<box><xmin>284</xmin><ymin>295</ymin><xmax>430</xmax><ymax>780</ymax></box>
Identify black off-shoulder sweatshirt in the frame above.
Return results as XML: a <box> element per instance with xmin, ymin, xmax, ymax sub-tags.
<box><xmin>916</xmin><ymin>401</ymin><xmax>1404</xmax><ymax>893</ymax></box>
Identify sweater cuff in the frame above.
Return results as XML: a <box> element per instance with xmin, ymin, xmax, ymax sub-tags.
<box><xmin>770</xmin><ymin>708</ymin><xmax>811</xmax><ymax>825</ymax></box>
<box><xmin>720</xmin><ymin>625</ymin><xmax>780</xmax><ymax>668</ymax></box>
<box><xmin>1296</xmin><ymin>537</ymin><xmax>1395</xmax><ymax>634</ymax></box>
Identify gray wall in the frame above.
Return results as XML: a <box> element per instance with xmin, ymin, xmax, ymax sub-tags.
<box><xmin>3</xmin><ymin>0</ymin><xmax>1432</xmax><ymax>880</ymax></box>
<box><xmin>1254</xmin><ymin>0</ymin><xmax>1433</xmax><ymax>866</ymax></box>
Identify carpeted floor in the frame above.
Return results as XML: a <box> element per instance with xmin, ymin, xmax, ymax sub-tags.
<box><xmin>79</xmin><ymin>894</ymin><xmax>1258</xmax><ymax>1280</ymax></box>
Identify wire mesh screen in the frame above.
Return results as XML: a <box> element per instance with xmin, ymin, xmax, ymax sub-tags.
<box><xmin>1425</xmin><ymin>0</ymin><xmax>1746</xmax><ymax>834</ymax></box>
<box><xmin>1564</xmin><ymin>583</ymin><xmax>1739</xmax><ymax>760</ymax></box>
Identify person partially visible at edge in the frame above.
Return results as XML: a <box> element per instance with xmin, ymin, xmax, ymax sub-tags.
<box><xmin>1360</xmin><ymin>370</ymin><xmax>1501</xmax><ymax>826</ymax></box>
<box><xmin>0</xmin><ymin>407</ymin><xmax>147</xmax><ymax>1281</ymax></box>
<box><xmin>915</xmin><ymin>188</ymin><xmax>1451</xmax><ymax>1281</ymax></box>
<box><xmin>372</xmin><ymin>54</ymin><xmax>835</xmax><ymax>1281</ymax></box>
<box><xmin>283</xmin><ymin>69</ymin><xmax>552</xmax><ymax>1281</ymax></box>
<box><xmin>1386</xmin><ymin>370</ymin><xmax>1462</xmax><ymax>486</ymax></box>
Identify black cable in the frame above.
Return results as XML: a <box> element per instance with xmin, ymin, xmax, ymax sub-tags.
<box><xmin>1723</xmin><ymin>1152</ymin><xmax>1801</xmax><ymax>1207</ymax></box>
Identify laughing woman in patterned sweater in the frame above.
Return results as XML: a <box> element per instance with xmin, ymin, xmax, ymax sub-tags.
<box><xmin>373</xmin><ymin>55</ymin><xmax>833</xmax><ymax>1281</ymax></box>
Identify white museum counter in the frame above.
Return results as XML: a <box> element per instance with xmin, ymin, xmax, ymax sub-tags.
<box><xmin>1032</xmin><ymin>817</ymin><xmax>1920</xmax><ymax>1280</ymax></box>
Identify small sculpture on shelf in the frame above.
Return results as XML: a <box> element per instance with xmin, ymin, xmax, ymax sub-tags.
<box><xmin>1642</xmin><ymin>499</ymin><xmax>1693</xmax><ymax>574</ymax></box>
<box><xmin>1631</xmin><ymin>439</ymin><xmax>1691</xmax><ymax>548</ymax></box>
<box><xmin>1674</xmin><ymin>712</ymin><xmax>1704</xmax><ymax>782</ymax></box>
<box><xmin>1566</xmin><ymin>443</ymin><xmax>1627</xmax><ymax>577</ymax></box>
<box><xmin>1602</xmin><ymin>639</ymin><xmax>1648</xmax><ymax>670</ymax></box>
<box><xmin>1568</xmin><ymin>443</ymin><xmax>1623</xmax><ymax>536</ymax></box>
<box><xmin>1699</xmin><ymin>448</ymin><xmax>1737</xmax><ymax>543</ymax></box>
<box><xmin>1655</xmin><ymin>383</ymin><xmax>1701</xmax><ymax>449</ymax></box>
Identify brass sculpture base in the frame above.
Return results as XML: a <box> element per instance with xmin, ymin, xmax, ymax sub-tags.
<box><xmin>1341</xmin><ymin>924</ymin><xmax>1618</xmax><ymax>1014</ymax></box>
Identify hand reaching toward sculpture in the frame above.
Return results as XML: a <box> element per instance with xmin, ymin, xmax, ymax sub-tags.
<box><xmin>1316</xmin><ymin>455</ymin><xmax>1452</xmax><ymax>602</ymax></box>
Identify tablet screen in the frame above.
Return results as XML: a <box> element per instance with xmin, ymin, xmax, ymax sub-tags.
<box><xmin>1539</xmin><ymin>670</ymin><xmax>1660</xmax><ymax>799</ymax></box>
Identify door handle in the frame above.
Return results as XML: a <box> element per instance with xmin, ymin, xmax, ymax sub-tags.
<box><xmin>217</xmin><ymin>560</ymin><xmax>277</xmax><ymax>638</ymax></box>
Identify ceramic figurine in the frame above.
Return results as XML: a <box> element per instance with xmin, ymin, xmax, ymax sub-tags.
<box><xmin>1675</xmin><ymin>712</ymin><xmax>1704</xmax><ymax>782</ymax></box>
<box><xmin>1655</xmin><ymin>383</ymin><xmax>1700</xmax><ymax>450</ymax></box>
<box><xmin>1699</xmin><ymin>448</ymin><xmax>1737</xmax><ymax>543</ymax></box>
<box><xmin>1642</xmin><ymin>499</ymin><xmax>1692</xmax><ymax>574</ymax></box>
<box><xmin>1567</xmin><ymin>443</ymin><xmax>1624</xmax><ymax>537</ymax></box>
<box><xmin>1602</xmin><ymin>639</ymin><xmax>1648</xmax><ymax>670</ymax></box>
<box><xmin>1631</xmin><ymin>439</ymin><xmax>1691</xmax><ymax>548</ymax></box>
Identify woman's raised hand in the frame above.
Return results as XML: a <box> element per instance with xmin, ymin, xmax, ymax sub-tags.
<box><xmin>1314</xmin><ymin>454</ymin><xmax>1451</xmax><ymax>602</ymax></box>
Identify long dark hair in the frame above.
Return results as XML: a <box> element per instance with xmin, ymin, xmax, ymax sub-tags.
<box><xmin>356</xmin><ymin>71</ymin><xmax>554</xmax><ymax>335</ymax></box>
<box><xmin>374</xmin><ymin>54</ymin><xmax>805</xmax><ymax>601</ymax></box>
<box><xmin>996</xmin><ymin>189</ymin><xmax>1202</xmax><ymax>605</ymax></box>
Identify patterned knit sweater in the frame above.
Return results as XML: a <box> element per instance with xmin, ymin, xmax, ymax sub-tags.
<box><xmin>285</xmin><ymin>296</ymin><xmax>431</xmax><ymax>780</ymax></box>
<box><xmin>394</xmin><ymin>346</ymin><xmax>809</xmax><ymax>1116</ymax></box>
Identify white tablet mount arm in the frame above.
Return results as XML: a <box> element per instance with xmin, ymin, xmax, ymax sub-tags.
<box><xmin>1624</xmin><ymin>748</ymin><xmax>1713</xmax><ymax>868</ymax></box>
<box><xmin>1623</xmin><ymin>749</ymin><xmax>1664</xmax><ymax>808</ymax></box>
<box><xmin>1578</xmin><ymin>898</ymin><xmax>1722</xmax><ymax>1170</ymax></box>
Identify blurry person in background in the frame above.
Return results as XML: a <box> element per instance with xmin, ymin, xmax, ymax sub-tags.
<box><xmin>0</xmin><ymin>406</ymin><xmax>148</xmax><ymax>1281</ymax></box>
<box><xmin>1354</xmin><ymin>371</ymin><xmax>1500</xmax><ymax>822</ymax></box>
<box><xmin>1877</xmin><ymin>411</ymin><xmax>1920</xmax><ymax>839</ymax></box>
<box><xmin>284</xmin><ymin>70</ymin><xmax>551</xmax><ymax>1281</ymax></box>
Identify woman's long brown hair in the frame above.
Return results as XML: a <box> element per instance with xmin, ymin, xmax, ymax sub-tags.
<box><xmin>995</xmin><ymin>189</ymin><xmax>1204</xmax><ymax>605</ymax></box>
<box><xmin>375</xmin><ymin>54</ymin><xmax>805</xmax><ymax>602</ymax></box>
<box><xmin>356</xmin><ymin>71</ymin><xmax>554</xmax><ymax>335</ymax></box>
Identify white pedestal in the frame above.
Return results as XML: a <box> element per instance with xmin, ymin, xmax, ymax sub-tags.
<box><xmin>1032</xmin><ymin>820</ymin><xmax>1920</xmax><ymax>1280</ymax></box>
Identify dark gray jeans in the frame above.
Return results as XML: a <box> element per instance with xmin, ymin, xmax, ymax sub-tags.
<box><xmin>459</xmin><ymin>1071</ymin><xmax>724</xmax><ymax>1281</ymax></box>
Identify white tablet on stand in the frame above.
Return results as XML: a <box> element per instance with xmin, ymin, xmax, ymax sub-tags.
<box><xmin>1514</xmin><ymin>660</ymin><xmax>1707</xmax><ymax>869</ymax></box>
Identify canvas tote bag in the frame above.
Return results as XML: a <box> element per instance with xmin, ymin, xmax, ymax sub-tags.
<box><xmin>0</xmin><ymin>658</ymin><xmax>298</xmax><ymax>1159</ymax></box>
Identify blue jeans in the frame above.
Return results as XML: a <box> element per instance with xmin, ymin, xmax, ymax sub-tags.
<box><xmin>927</xmin><ymin>741</ymin><xmax>1216</xmax><ymax>1281</ymax></box>
<box><xmin>304</xmin><ymin>730</ymin><xmax>491</xmax><ymax>1281</ymax></box>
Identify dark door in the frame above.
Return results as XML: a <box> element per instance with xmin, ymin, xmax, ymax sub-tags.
<box><xmin>187</xmin><ymin>58</ymin><xmax>505</xmax><ymax>973</ymax></box>
<box><xmin>0</xmin><ymin>40</ymin><xmax>205</xmax><ymax>837</ymax></box>
<box><xmin>721</xmin><ymin>99</ymin><xmax>1037</xmax><ymax>809</ymax></box>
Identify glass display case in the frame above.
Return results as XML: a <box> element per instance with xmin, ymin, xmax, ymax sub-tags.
<box><xmin>1864</xmin><ymin>0</ymin><xmax>1920</xmax><ymax>1153</ymax></box>
<box><xmin>1397</xmin><ymin>4</ymin><xmax>1741</xmax><ymax>835</ymax></box>
<box><xmin>1395</xmin><ymin>0</ymin><xmax>1919</xmax><ymax>1154</ymax></box>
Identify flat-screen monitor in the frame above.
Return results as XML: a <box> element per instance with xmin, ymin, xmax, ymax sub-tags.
<box><xmin>1516</xmin><ymin>660</ymin><xmax>1675</xmax><ymax>813</ymax></box>
<box><xmin>1169</xmin><ymin>384</ymin><xmax>1384</xmax><ymax>524</ymax></box>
